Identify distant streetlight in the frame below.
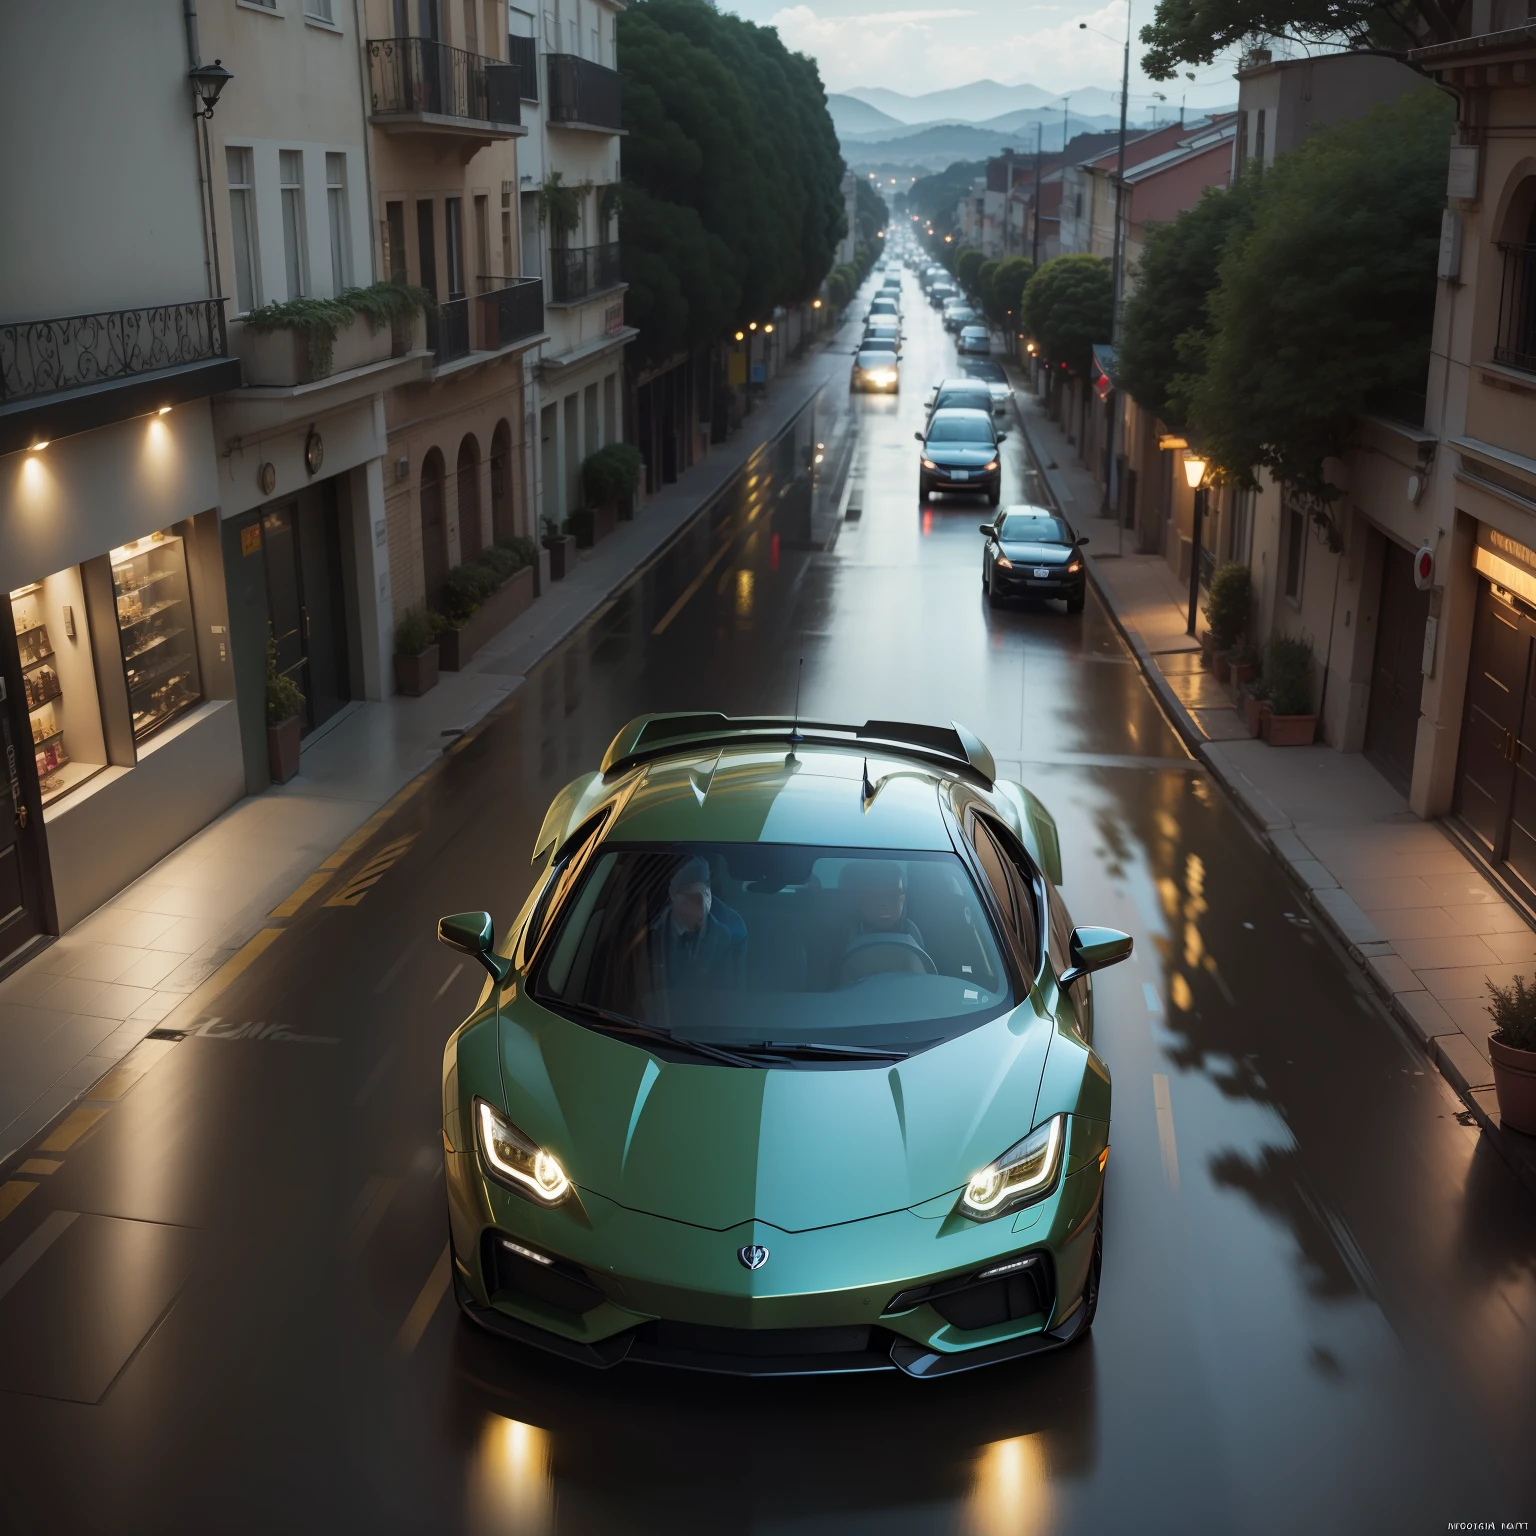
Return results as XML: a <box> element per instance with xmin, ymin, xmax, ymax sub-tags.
<box><xmin>1182</xmin><ymin>454</ymin><xmax>1208</xmax><ymax>488</ymax></box>
<box><xmin>1183</xmin><ymin>453</ymin><xmax>1209</xmax><ymax>635</ymax></box>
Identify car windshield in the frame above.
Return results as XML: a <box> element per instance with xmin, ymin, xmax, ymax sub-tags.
<box><xmin>857</xmin><ymin>352</ymin><xmax>896</xmax><ymax>367</ymax></box>
<box><xmin>927</xmin><ymin>415</ymin><xmax>994</xmax><ymax>443</ymax></box>
<box><xmin>963</xmin><ymin>361</ymin><xmax>1007</xmax><ymax>383</ymax></box>
<box><xmin>961</xmin><ymin>327</ymin><xmax>987</xmax><ymax>338</ymax></box>
<box><xmin>861</xmin><ymin>337</ymin><xmax>898</xmax><ymax>352</ymax></box>
<box><xmin>532</xmin><ymin>842</ymin><xmax>1016</xmax><ymax>1054</ymax></box>
<box><xmin>1000</xmin><ymin>512</ymin><xmax>1071</xmax><ymax>542</ymax></box>
<box><xmin>935</xmin><ymin>389</ymin><xmax>990</xmax><ymax>411</ymax></box>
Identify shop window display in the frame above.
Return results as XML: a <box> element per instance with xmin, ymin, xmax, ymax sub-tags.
<box><xmin>9</xmin><ymin>580</ymin><xmax>106</xmax><ymax>805</ymax></box>
<box><xmin>110</xmin><ymin>531</ymin><xmax>203</xmax><ymax>742</ymax></box>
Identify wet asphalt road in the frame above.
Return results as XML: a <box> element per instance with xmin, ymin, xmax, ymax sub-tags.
<box><xmin>1</xmin><ymin>263</ymin><xmax>1534</xmax><ymax>1536</ymax></box>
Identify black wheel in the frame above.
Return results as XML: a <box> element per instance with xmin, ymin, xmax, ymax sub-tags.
<box><xmin>919</xmin><ymin>477</ymin><xmax>933</xmax><ymax>502</ymax></box>
<box><xmin>1066</xmin><ymin>591</ymin><xmax>1085</xmax><ymax>615</ymax></box>
<box><xmin>986</xmin><ymin>565</ymin><xmax>1002</xmax><ymax>606</ymax></box>
<box><xmin>986</xmin><ymin>485</ymin><xmax>1001</xmax><ymax>508</ymax></box>
<box><xmin>1074</xmin><ymin>1207</ymin><xmax>1103</xmax><ymax>1340</ymax></box>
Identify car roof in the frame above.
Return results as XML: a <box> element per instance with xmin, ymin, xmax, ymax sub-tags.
<box><xmin>928</xmin><ymin>406</ymin><xmax>994</xmax><ymax>426</ymax></box>
<box><xmin>856</xmin><ymin>348</ymin><xmax>898</xmax><ymax>361</ymax></box>
<box><xmin>1000</xmin><ymin>503</ymin><xmax>1061</xmax><ymax>519</ymax></box>
<box><xmin>960</xmin><ymin>324</ymin><xmax>987</xmax><ymax>333</ymax></box>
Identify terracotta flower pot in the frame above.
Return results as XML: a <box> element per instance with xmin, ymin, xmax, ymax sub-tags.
<box><xmin>1232</xmin><ymin>659</ymin><xmax>1258</xmax><ymax>688</ymax></box>
<box><xmin>1265</xmin><ymin>711</ymin><xmax>1318</xmax><ymax>747</ymax></box>
<box><xmin>394</xmin><ymin>644</ymin><xmax>439</xmax><ymax>697</ymax></box>
<box><xmin>267</xmin><ymin>714</ymin><xmax>301</xmax><ymax>784</ymax></box>
<box><xmin>1490</xmin><ymin>1035</ymin><xmax>1536</xmax><ymax>1135</ymax></box>
<box><xmin>1244</xmin><ymin>694</ymin><xmax>1267</xmax><ymax>737</ymax></box>
<box><xmin>1199</xmin><ymin>631</ymin><xmax>1218</xmax><ymax>671</ymax></box>
<box><xmin>1213</xmin><ymin>651</ymin><xmax>1232</xmax><ymax>684</ymax></box>
<box><xmin>544</xmin><ymin>534</ymin><xmax>574</xmax><ymax>580</ymax></box>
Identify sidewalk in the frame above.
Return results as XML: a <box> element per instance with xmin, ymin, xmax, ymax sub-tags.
<box><xmin>0</xmin><ymin>321</ymin><xmax>856</xmax><ymax>1168</ymax></box>
<box><xmin>1013</xmin><ymin>381</ymin><xmax>1536</xmax><ymax>1196</ymax></box>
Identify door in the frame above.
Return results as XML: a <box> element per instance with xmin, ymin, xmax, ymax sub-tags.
<box><xmin>262</xmin><ymin>495</ymin><xmax>351</xmax><ymax>738</ymax></box>
<box><xmin>0</xmin><ymin>613</ymin><xmax>53</xmax><ymax>976</ymax></box>
<box><xmin>1364</xmin><ymin>539</ymin><xmax>1431</xmax><ymax>793</ymax></box>
<box><xmin>262</xmin><ymin>504</ymin><xmax>307</xmax><ymax>723</ymax></box>
<box><xmin>420</xmin><ymin>450</ymin><xmax>450</xmax><ymax>603</ymax></box>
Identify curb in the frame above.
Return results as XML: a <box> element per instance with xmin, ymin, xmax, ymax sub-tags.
<box><xmin>1012</xmin><ymin>384</ymin><xmax>1536</xmax><ymax>1201</ymax></box>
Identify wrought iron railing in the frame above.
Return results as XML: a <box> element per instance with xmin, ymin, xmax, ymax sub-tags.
<box><xmin>1</xmin><ymin>298</ymin><xmax>228</xmax><ymax>405</ymax></box>
<box><xmin>476</xmin><ymin>277</ymin><xmax>544</xmax><ymax>349</ymax></box>
<box><xmin>507</xmin><ymin>34</ymin><xmax>538</xmax><ymax>102</ymax></box>
<box><xmin>367</xmin><ymin>36</ymin><xmax>519</xmax><ymax>127</ymax></box>
<box><xmin>546</xmin><ymin>53</ymin><xmax>622</xmax><ymax>129</ymax></box>
<box><xmin>549</xmin><ymin>242</ymin><xmax>622</xmax><ymax>304</ymax></box>
<box><xmin>1495</xmin><ymin>242</ymin><xmax>1536</xmax><ymax>373</ymax></box>
<box><xmin>427</xmin><ymin>296</ymin><xmax>471</xmax><ymax>364</ymax></box>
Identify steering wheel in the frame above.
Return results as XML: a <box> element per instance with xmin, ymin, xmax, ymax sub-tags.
<box><xmin>834</xmin><ymin>932</ymin><xmax>939</xmax><ymax>988</ymax></box>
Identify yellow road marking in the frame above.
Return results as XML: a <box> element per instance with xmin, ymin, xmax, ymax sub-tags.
<box><xmin>651</xmin><ymin>504</ymin><xmax>764</xmax><ymax>636</ymax></box>
<box><xmin>177</xmin><ymin>927</ymin><xmax>287</xmax><ymax>1023</ymax></box>
<box><xmin>88</xmin><ymin>1038</ymin><xmax>177</xmax><ymax>1102</ymax></box>
<box><xmin>1152</xmin><ymin>1074</ymin><xmax>1179</xmax><ymax>1191</ymax></box>
<box><xmin>269</xmin><ymin>871</ymin><xmax>332</xmax><ymax>918</ymax></box>
<box><xmin>18</xmin><ymin>1159</ymin><xmax>61</xmax><ymax>1176</ymax></box>
<box><xmin>38</xmin><ymin>1106</ymin><xmax>110</xmax><ymax>1154</ymax></box>
<box><xmin>396</xmin><ymin>1244</ymin><xmax>452</xmax><ymax>1355</ymax></box>
<box><xmin>0</xmin><ymin>1182</ymin><xmax>38</xmax><ymax>1221</ymax></box>
<box><xmin>324</xmin><ymin>833</ymin><xmax>419</xmax><ymax>908</ymax></box>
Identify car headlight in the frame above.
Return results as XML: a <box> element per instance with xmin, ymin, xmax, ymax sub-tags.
<box><xmin>984</xmin><ymin>460</ymin><xmax>999</xmax><ymax>472</ymax></box>
<box><xmin>475</xmin><ymin>1098</ymin><xmax>571</xmax><ymax>1204</ymax></box>
<box><xmin>996</xmin><ymin>554</ymin><xmax>1014</xmax><ymax>569</ymax></box>
<box><xmin>1067</xmin><ymin>560</ymin><xmax>1082</xmax><ymax>573</ymax></box>
<box><xmin>958</xmin><ymin>1115</ymin><xmax>1064</xmax><ymax>1220</ymax></box>
<box><xmin>921</xmin><ymin>457</ymin><xmax>937</xmax><ymax>470</ymax></box>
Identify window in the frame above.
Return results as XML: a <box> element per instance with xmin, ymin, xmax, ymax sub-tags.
<box><xmin>530</xmin><ymin>843</ymin><xmax>1016</xmax><ymax>1057</ymax></box>
<box><xmin>1255</xmin><ymin>109</ymin><xmax>1267</xmax><ymax>168</ymax></box>
<box><xmin>279</xmin><ymin>149</ymin><xmax>308</xmax><ymax>300</ymax></box>
<box><xmin>1283</xmin><ymin>502</ymin><xmax>1306</xmax><ymax>602</ymax></box>
<box><xmin>445</xmin><ymin>196</ymin><xmax>465</xmax><ymax>298</ymax></box>
<box><xmin>306</xmin><ymin>0</ymin><xmax>335</xmax><ymax>18</ymax></box>
<box><xmin>326</xmin><ymin>153</ymin><xmax>352</xmax><ymax>293</ymax></box>
<box><xmin>474</xmin><ymin>193</ymin><xmax>490</xmax><ymax>285</ymax></box>
<box><xmin>520</xmin><ymin>192</ymin><xmax>541</xmax><ymax>277</ymax></box>
<box><xmin>969</xmin><ymin>816</ymin><xmax>1040</xmax><ymax>974</ymax></box>
<box><xmin>417</xmin><ymin>199</ymin><xmax>437</xmax><ymax>298</ymax></box>
<box><xmin>385</xmin><ymin>200</ymin><xmax>408</xmax><ymax>283</ymax></box>
<box><xmin>226</xmin><ymin>146</ymin><xmax>260</xmax><ymax>314</ymax></box>
<box><xmin>109</xmin><ymin>530</ymin><xmax>204</xmax><ymax>744</ymax></box>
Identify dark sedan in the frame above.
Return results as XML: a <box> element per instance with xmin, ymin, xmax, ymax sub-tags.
<box><xmin>980</xmin><ymin>504</ymin><xmax>1087</xmax><ymax>611</ymax></box>
<box><xmin>916</xmin><ymin>408</ymin><xmax>1004</xmax><ymax>505</ymax></box>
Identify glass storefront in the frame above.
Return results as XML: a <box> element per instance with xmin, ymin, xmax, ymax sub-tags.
<box><xmin>110</xmin><ymin>531</ymin><xmax>203</xmax><ymax>743</ymax></box>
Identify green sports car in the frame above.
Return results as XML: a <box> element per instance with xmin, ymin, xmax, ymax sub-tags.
<box><xmin>438</xmin><ymin>713</ymin><xmax>1129</xmax><ymax>1378</ymax></box>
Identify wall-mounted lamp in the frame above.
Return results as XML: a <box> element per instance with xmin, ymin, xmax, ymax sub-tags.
<box><xmin>1182</xmin><ymin>453</ymin><xmax>1208</xmax><ymax>490</ymax></box>
<box><xmin>189</xmin><ymin>59</ymin><xmax>233</xmax><ymax>119</ymax></box>
<box><xmin>157</xmin><ymin>405</ymin><xmax>172</xmax><ymax>416</ymax></box>
<box><xmin>29</xmin><ymin>440</ymin><xmax>49</xmax><ymax>452</ymax></box>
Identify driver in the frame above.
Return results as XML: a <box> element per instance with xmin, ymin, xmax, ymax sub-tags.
<box><xmin>649</xmin><ymin>856</ymin><xmax>746</xmax><ymax>990</ymax></box>
<box><xmin>841</xmin><ymin>860</ymin><xmax>924</xmax><ymax>947</ymax></box>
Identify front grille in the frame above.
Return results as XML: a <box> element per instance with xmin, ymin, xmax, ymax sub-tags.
<box><xmin>638</xmin><ymin>1320</ymin><xmax>874</xmax><ymax>1358</ymax></box>
<box><xmin>884</xmin><ymin>1251</ymin><xmax>1054</xmax><ymax>1332</ymax></box>
<box><xmin>482</xmin><ymin>1231</ymin><xmax>608</xmax><ymax>1315</ymax></box>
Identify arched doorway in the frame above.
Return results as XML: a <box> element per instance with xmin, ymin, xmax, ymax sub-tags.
<box><xmin>457</xmin><ymin>434</ymin><xmax>482</xmax><ymax>559</ymax></box>
<box><xmin>419</xmin><ymin>447</ymin><xmax>449</xmax><ymax>605</ymax></box>
<box><xmin>490</xmin><ymin>418</ymin><xmax>513</xmax><ymax>542</ymax></box>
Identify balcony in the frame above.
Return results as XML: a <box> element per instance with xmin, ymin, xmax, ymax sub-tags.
<box><xmin>0</xmin><ymin>297</ymin><xmax>240</xmax><ymax>456</ymax></box>
<box><xmin>549</xmin><ymin>242</ymin><xmax>622</xmax><ymax>305</ymax></box>
<box><xmin>426</xmin><ymin>279</ymin><xmax>547</xmax><ymax>368</ymax></box>
<box><xmin>1495</xmin><ymin>242</ymin><xmax>1536</xmax><ymax>375</ymax></box>
<box><xmin>367</xmin><ymin>37</ymin><xmax>523</xmax><ymax>153</ymax></box>
<box><xmin>546</xmin><ymin>53</ymin><xmax>623</xmax><ymax>132</ymax></box>
<box><xmin>508</xmin><ymin>34</ymin><xmax>538</xmax><ymax>102</ymax></box>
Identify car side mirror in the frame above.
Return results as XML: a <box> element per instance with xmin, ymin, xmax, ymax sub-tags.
<box><xmin>438</xmin><ymin>911</ymin><xmax>513</xmax><ymax>985</ymax></box>
<box><xmin>979</xmin><ymin>523</ymin><xmax>994</xmax><ymax>535</ymax></box>
<box><xmin>1076</xmin><ymin>536</ymin><xmax>1090</xmax><ymax>546</ymax></box>
<box><xmin>1059</xmin><ymin>926</ymin><xmax>1133</xmax><ymax>987</ymax></box>
<box><xmin>914</xmin><ymin>431</ymin><xmax>924</xmax><ymax>442</ymax></box>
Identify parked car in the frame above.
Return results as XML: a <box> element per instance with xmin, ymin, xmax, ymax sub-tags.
<box><xmin>958</xmin><ymin>324</ymin><xmax>991</xmax><ymax>356</ymax></box>
<box><xmin>930</xmin><ymin>283</ymin><xmax>957</xmax><ymax>308</ymax></box>
<box><xmin>852</xmin><ymin>347</ymin><xmax>900</xmax><ymax>392</ymax></box>
<box><xmin>943</xmin><ymin>304</ymin><xmax>979</xmax><ymax>333</ymax></box>
<box><xmin>438</xmin><ymin>710</ymin><xmax>1124</xmax><ymax>1377</ymax></box>
<box><xmin>960</xmin><ymin>358</ymin><xmax>1012</xmax><ymax>414</ymax></box>
<box><xmin>867</xmin><ymin>297</ymin><xmax>900</xmax><ymax>324</ymax></box>
<box><xmin>980</xmin><ymin>504</ymin><xmax>1087</xmax><ymax>613</ymax></box>
<box><xmin>925</xmin><ymin>379</ymin><xmax>994</xmax><ymax>423</ymax></box>
<box><xmin>916</xmin><ymin>407</ymin><xmax>1005</xmax><ymax>505</ymax></box>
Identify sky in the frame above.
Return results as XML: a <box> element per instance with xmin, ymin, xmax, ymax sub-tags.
<box><xmin>718</xmin><ymin>0</ymin><xmax>1245</xmax><ymax>115</ymax></box>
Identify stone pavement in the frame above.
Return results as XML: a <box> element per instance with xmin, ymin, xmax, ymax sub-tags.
<box><xmin>1012</xmin><ymin>377</ymin><xmax>1536</xmax><ymax>1194</ymax></box>
<box><xmin>0</xmin><ymin>317</ymin><xmax>858</xmax><ymax>1168</ymax></box>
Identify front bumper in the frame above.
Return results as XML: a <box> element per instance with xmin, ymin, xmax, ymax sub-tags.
<box><xmin>993</xmin><ymin>564</ymin><xmax>1085</xmax><ymax>596</ymax></box>
<box><xmin>923</xmin><ymin>465</ymin><xmax>1000</xmax><ymax>493</ymax></box>
<box><xmin>852</xmin><ymin>371</ymin><xmax>899</xmax><ymax>392</ymax></box>
<box><xmin>447</xmin><ymin>1146</ymin><xmax>1103</xmax><ymax>1379</ymax></box>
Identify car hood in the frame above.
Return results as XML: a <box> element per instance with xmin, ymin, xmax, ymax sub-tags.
<box><xmin>925</xmin><ymin>444</ymin><xmax>997</xmax><ymax>465</ymax></box>
<box><xmin>496</xmin><ymin>996</ymin><xmax>1056</xmax><ymax>1231</ymax></box>
<box><xmin>1002</xmin><ymin>542</ymin><xmax>1073</xmax><ymax>564</ymax></box>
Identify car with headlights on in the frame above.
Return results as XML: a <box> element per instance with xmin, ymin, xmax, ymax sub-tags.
<box><xmin>438</xmin><ymin>710</ymin><xmax>1126</xmax><ymax>1377</ymax></box>
<box><xmin>917</xmin><ymin>407</ymin><xmax>1005</xmax><ymax>505</ymax></box>
<box><xmin>980</xmin><ymin>504</ymin><xmax>1087</xmax><ymax>613</ymax></box>
<box><xmin>958</xmin><ymin>324</ymin><xmax>991</xmax><ymax>357</ymax></box>
<box><xmin>852</xmin><ymin>347</ymin><xmax>900</xmax><ymax>393</ymax></box>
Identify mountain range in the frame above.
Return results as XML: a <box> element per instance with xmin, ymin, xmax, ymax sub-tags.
<box><xmin>841</xmin><ymin>82</ymin><xmax>1125</xmax><ymax>126</ymax></box>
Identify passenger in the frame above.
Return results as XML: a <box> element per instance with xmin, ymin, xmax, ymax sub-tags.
<box><xmin>842</xmin><ymin>860</ymin><xmax>924</xmax><ymax>946</ymax></box>
<box><xmin>649</xmin><ymin>856</ymin><xmax>746</xmax><ymax>990</ymax></box>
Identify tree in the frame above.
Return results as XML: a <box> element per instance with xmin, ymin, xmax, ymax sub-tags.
<box><xmin>854</xmin><ymin>178</ymin><xmax>888</xmax><ymax>252</ymax></box>
<box><xmin>1021</xmin><ymin>255</ymin><xmax>1114</xmax><ymax>377</ymax></box>
<box><xmin>1117</xmin><ymin>178</ymin><xmax>1256</xmax><ymax>428</ymax></box>
<box><xmin>982</xmin><ymin>255</ymin><xmax>1034</xmax><ymax>325</ymax></box>
<box><xmin>1185</xmin><ymin>89</ymin><xmax>1451</xmax><ymax>501</ymax></box>
<box><xmin>906</xmin><ymin>160</ymin><xmax>986</xmax><ymax>239</ymax></box>
<box><xmin>956</xmin><ymin>248</ymin><xmax>986</xmax><ymax>295</ymax></box>
<box><xmin>1139</xmin><ymin>0</ymin><xmax>1457</xmax><ymax>80</ymax></box>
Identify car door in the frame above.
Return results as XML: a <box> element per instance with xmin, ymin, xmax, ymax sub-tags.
<box><xmin>965</xmin><ymin>811</ymin><xmax>1042</xmax><ymax>987</ymax></box>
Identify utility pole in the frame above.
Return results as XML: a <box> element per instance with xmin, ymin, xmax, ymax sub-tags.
<box><xmin>1031</xmin><ymin>120</ymin><xmax>1043</xmax><ymax>270</ymax></box>
<box><xmin>1102</xmin><ymin>2</ymin><xmax>1131</xmax><ymax>551</ymax></box>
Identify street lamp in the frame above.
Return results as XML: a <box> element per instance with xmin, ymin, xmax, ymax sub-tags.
<box><xmin>1183</xmin><ymin>454</ymin><xmax>1209</xmax><ymax>636</ymax></box>
<box><xmin>189</xmin><ymin>59</ymin><xmax>233</xmax><ymax>118</ymax></box>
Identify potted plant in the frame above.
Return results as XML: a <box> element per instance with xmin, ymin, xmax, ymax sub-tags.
<box><xmin>566</xmin><ymin>507</ymin><xmax>596</xmax><ymax>549</ymax></box>
<box><xmin>1485</xmin><ymin>974</ymin><xmax>1536</xmax><ymax>1135</ymax></box>
<box><xmin>1228</xmin><ymin>642</ymin><xmax>1261</xmax><ymax>689</ymax></box>
<box><xmin>237</xmin><ymin>281</ymin><xmax>433</xmax><ymax>384</ymax></box>
<box><xmin>433</xmin><ymin>542</ymin><xmax>537</xmax><ymax>670</ymax></box>
<box><xmin>1262</xmin><ymin>634</ymin><xmax>1318</xmax><ymax>746</ymax></box>
<box><xmin>581</xmin><ymin>443</ymin><xmax>644</xmax><ymax>529</ymax></box>
<box><xmin>542</xmin><ymin>515</ymin><xmax>575</xmax><ymax>580</ymax></box>
<box><xmin>1242</xmin><ymin>678</ymin><xmax>1271</xmax><ymax>738</ymax></box>
<box><xmin>1202</xmin><ymin>563</ymin><xmax>1251</xmax><ymax>682</ymax></box>
<box><xmin>265</xmin><ymin>639</ymin><xmax>305</xmax><ymax>784</ymax></box>
<box><xmin>394</xmin><ymin>605</ymin><xmax>443</xmax><ymax>697</ymax></box>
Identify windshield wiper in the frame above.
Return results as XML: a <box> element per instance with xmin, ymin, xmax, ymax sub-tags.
<box><xmin>556</xmin><ymin>1000</ymin><xmax>765</xmax><ymax>1069</ymax></box>
<box><xmin>740</xmin><ymin>1040</ymin><xmax>914</xmax><ymax>1062</ymax></box>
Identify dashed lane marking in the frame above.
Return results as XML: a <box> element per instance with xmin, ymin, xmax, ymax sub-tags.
<box><xmin>1152</xmin><ymin>1074</ymin><xmax>1180</xmax><ymax>1192</ymax></box>
<box><xmin>17</xmin><ymin>1160</ymin><xmax>60</xmax><ymax>1177</ymax></box>
<box><xmin>432</xmin><ymin>963</ymin><xmax>464</xmax><ymax>1002</ymax></box>
<box><xmin>1143</xmin><ymin>982</ymin><xmax>1162</xmax><ymax>1014</ymax></box>
<box><xmin>37</xmin><ymin>1106</ymin><xmax>109</xmax><ymax>1155</ymax></box>
<box><xmin>0</xmin><ymin>1183</ymin><xmax>38</xmax><ymax>1223</ymax></box>
<box><xmin>651</xmin><ymin>502</ymin><xmax>767</xmax><ymax>636</ymax></box>
<box><xmin>397</xmin><ymin>1245</ymin><xmax>452</xmax><ymax>1355</ymax></box>
<box><xmin>323</xmin><ymin>834</ymin><xmax>419</xmax><ymax>908</ymax></box>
